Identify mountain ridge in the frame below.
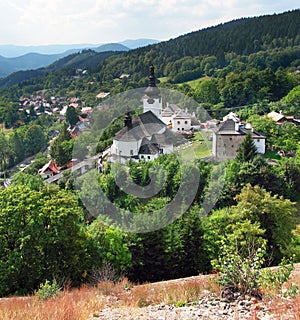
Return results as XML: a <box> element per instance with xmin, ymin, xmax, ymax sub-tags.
<box><xmin>0</xmin><ymin>39</ymin><xmax>159</xmax><ymax>78</ymax></box>
<box><xmin>0</xmin><ymin>10</ymin><xmax>298</xmax><ymax>88</ymax></box>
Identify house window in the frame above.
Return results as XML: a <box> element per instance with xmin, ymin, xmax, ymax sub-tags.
<box><xmin>257</xmin><ymin>139</ymin><xmax>260</xmax><ymax>142</ymax></box>
<box><xmin>141</xmin><ymin>155</ymin><xmax>144</xmax><ymax>159</ymax></box>
<box><xmin>177</xmin><ymin>121</ymin><xmax>180</xmax><ymax>124</ymax></box>
<box><xmin>130</xmin><ymin>150</ymin><xmax>133</xmax><ymax>155</ymax></box>
<box><xmin>147</xmin><ymin>156</ymin><xmax>151</xmax><ymax>159</ymax></box>
<box><xmin>229</xmin><ymin>137</ymin><xmax>232</xmax><ymax>141</ymax></box>
<box><xmin>182</xmin><ymin>128</ymin><xmax>184</xmax><ymax>131</ymax></box>
<box><xmin>232</xmin><ymin>145</ymin><xmax>234</xmax><ymax>148</ymax></box>
<box><xmin>184</xmin><ymin>121</ymin><xmax>188</xmax><ymax>124</ymax></box>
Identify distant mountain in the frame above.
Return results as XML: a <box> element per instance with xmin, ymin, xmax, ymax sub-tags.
<box><xmin>0</xmin><ymin>52</ymin><xmax>65</xmax><ymax>78</ymax></box>
<box><xmin>93</xmin><ymin>43</ymin><xmax>130</xmax><ymax>53</ymax></box>
<box><xmin>0</xmin><ymin>50</ymin><xmax>121</xmax><ymax>87</ymax></box>
<box><xmin>120</xmin><ymin>39</ymin><xmax>160</xmax><ymax>49</ymax></box>
<box><xmin>0</xmin><ymin>44</ymin><xmax>99</xmax><ymax>57</ymax></box>
<box><xmin>0</xmin><ymin>44</ymin><xmax>128</xmax><ymax>78</ymax></box>
<box><xmin>0</xmin><ymin>40</ymin><xmax>158</xmax><ymax>78</ymax></box>
<box><xmin>0</xmin><ymin>39</ymin><xmax>159</xmax><ymax>58</ymax></box>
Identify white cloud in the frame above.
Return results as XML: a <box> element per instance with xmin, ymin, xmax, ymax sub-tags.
<box><xmin>0</xmin><ymin>0</ymin><xmax>298</xmax><ymax>45</ymax></box>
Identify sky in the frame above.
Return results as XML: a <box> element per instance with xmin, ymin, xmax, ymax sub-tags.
<box><xmin>0</xmin><ymin>0</ymin><xmax>299</xmax><ymax>46</ymax></box>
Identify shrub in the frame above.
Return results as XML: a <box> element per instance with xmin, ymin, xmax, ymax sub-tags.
<box><xmin>212</xmin><ymin>240</ymin><xmax>266</xmax><ymax>300</ymax></box>
<box><xmin>259</xmin><ymin>255</ymin><xmax>298</xmax><ymax>297</ymax></box>
<box><xmin>35</xmin><ymin>279</ymin><xmax>61</xmax><ymax>300</ymax></box>
<box><xmin>212</xmin><ymin>240</ymin><xmax>298</xmax><ymax>300</ymax></box>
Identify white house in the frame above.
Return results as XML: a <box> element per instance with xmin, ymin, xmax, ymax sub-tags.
<box><xmin>110</xmin><ymin>110</ymin><xmax>174</xmax><ymax>163</ymax></box>
<box><xmin>161</xmin><ymin>103</ymin><xmax>200</xmax><ymax>132</ymax></box>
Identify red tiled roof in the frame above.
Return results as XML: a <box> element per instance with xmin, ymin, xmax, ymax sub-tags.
<box><xmin>38</xmin><ymin>160</ymin><xmax>60</xmax><ymax>175</ymax></box>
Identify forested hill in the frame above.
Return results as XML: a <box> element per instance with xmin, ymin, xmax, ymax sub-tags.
<box><xmin>168</xmin><ymin>9</ymin><xmax>300</xmax><ymax>56</ymax></box>
<box><xmin>95</xmin><ymin>9</ymin><xmax>300</xmax><ymax>82</ymax></box>
<box><xmin>0</xmin><ymin>9</ymin><xmax>299</xmax><ymax>91</ymax></box>
<box><xmin>0</xmin><ymin>50</ymin><xmax>121</xmax><ymax>88</ymax></box>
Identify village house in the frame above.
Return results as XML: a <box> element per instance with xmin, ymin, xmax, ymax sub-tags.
<box><xmin>267</xmin><ymin>111</ymin><xmax>300</xmax><ymax>126</ymax></box>
<box><xmin>212</xmin><ymin>118</ymin><xmax>266</xmax><ymax>160</ymax></box>
<box><xmin>161</xmin><ymin>104</ymin><xmax>201</xmax><ymax>132</ymax></box>
<box><xmin>38</xmin><ymin>159</ymin><xmax>60</xmax><ymax>179</ymax></box>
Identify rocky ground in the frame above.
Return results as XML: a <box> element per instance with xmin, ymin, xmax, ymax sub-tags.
<box><xmin>89</xmin><ymin>265</ymin><xmax>300</xmax><ymax>320</ymax></box>
<box><xmin>90</xmin><ymin>293</ymin><xmax>276</xmax><ymax>320</ymax></box>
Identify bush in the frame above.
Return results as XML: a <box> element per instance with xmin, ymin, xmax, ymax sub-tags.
<box><xmin>259</xmin><ymin>256</ymin><xmax>298</xmax><ymax>297</ymax></box>
<box><xmin>212</xmin><ymin>240</ymin><xmax>298</xmax><ymax>300</ymax></box>
<box><xmin>35</xmin><ymin>279</ymin><xmax>61</xmax><ymax>300</ymax></box>
<box><xmin>212</xmin><ymin>241</ymin><xmax>266</xmax><ymax>300</ymax></box>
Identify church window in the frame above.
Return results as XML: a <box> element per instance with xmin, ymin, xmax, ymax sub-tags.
<box><xmin>130</xmin><ymin>150</ymin><xmax>133</xmax><ymax>155</ymax></box>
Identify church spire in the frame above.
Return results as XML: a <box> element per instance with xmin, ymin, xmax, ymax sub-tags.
<box><xmin>148</xmin><ymin>65</ymin><xmax>156</xmax><ymax>87</ymax></box>
<box><xmin>145</xmin><ymin>65</ymin><xmax>160</xmax><ymax>97</ymax></box>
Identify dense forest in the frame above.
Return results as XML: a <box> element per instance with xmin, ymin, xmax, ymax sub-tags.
<box><xmin>0</xmin><ymin>9</ymin><xmax>299</xmax><ymax>297</ymax></box>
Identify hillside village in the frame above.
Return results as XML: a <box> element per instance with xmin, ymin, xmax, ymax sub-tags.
<box><xmin>31</xmin><ymin>66</ymin><xmax>300</xmax><ymax>182</ymax></box>
<box><xmin>0</xmin><ymin>10</ymin><xmax>300</xmax><ymax>320</ymax></box>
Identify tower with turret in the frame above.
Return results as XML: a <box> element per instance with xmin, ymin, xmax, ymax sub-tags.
<box><xmin>143</xmin><ymin>66</ymin><xmax>162</xmax><ymax>119</ymax></box>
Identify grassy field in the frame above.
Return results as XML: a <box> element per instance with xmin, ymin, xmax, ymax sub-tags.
<box><xmin>179</xmin><ymin>76</ymin><xmax>210</xmax><ymax>89</ymax></box>
<box><xmin>158</xmin><ymin>77</ymin><xmax>169</xmax><ymax>83</ymax></box>
<box><xmin>176</xmin><ymin>131</ymin><xmax>212</xmax><ymax>160</ymax></box>
<box><xmin>158</xmin><ymin>76</ymin><xmax>209</xmax><ymax>88</ymax></box>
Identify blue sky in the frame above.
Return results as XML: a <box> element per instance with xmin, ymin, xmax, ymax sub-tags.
<box><xmin>1</xmin><ymin>0</ymin><xmax>299</xmax><ymax>45</ymax></box>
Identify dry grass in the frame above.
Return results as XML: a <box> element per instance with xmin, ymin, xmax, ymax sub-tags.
<box><xmin>0</xmin><ymin>275</ymin><xmax>219</xmax><ymax>320</ymax></box>
<box><xmin>121</xmin><ymin>275</ymin><xmax>219</xmax><ymax>308</ymax></box>
<box><xmin>261</xmin><ymin>264</ymin><xmax>300</xmax><ymax>319</ymax></box>
<box><xmin>3</xmin><ymin>270</ymin><xmax>300</xmax><ymax>320</ymax></box>
<box><xmin>266</xmin><ymin>296</ymin><xmax>300</xmax><ymax>319</ymax></box>
<box><xmin>0</xmin><ymin>286</ymin><xmax>104</xmax><ymax>320</ymax></box>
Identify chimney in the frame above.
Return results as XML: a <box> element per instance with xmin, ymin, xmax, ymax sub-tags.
<box><xmin>124</xmin><ymin>112</ymin><xmax>132</xmax><ymax>128</ymax></box>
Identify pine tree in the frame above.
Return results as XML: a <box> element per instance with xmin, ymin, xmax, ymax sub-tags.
<box><xmin>236</xmin><ymin>133</ymin><xmax>257</xmax><ymax>162</ymax></box>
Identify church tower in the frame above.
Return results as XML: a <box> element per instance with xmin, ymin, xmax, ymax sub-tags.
<box><xmin>143</xmin><ymin>66</ymin><xmax>162</xmax><ymax>119</ymax></box>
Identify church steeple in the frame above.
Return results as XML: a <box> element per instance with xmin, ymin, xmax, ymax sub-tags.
<box><xmin>145</xmin><ymin>65</ymin><xmax>160</xmax><ymax>98</ymax></box>
<box><xmin>143</xmin><ymin>65</ymin><xmax>162</xmax><ymax>119</ymax></box>
<box><xmin>148</xmin><ymin>65</ymin><xmax>156</xmax><ymax>87</ymax></box>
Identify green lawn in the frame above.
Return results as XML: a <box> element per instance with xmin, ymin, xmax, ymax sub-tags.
<box><xmin>158</xmin><ymin>77</ymin><xmax>169</xmax><ymax>83</ymax></box>
<box><xmin>177</xmin><ymin>131</ymin><xmax>212</xmax><ymax>160</ymax></box>
<box><xmin>179</xmin><ymin>76</ymin><xmax>210</xmax><ymax>89</ymax></box>
<box><xmin>264</xmin><ymin>150</ymin><xmax>281</xmax><ymax>161</ymax></box>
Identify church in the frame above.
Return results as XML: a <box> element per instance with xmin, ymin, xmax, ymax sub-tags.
<box><xmin>109</xmin><ymin>66</ymin><xmax>176</xmax><ymax>163</ymax></box>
